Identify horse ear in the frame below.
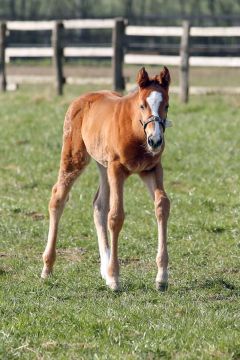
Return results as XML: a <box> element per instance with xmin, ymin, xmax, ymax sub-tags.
<box><xmin>159</xmin><ymin>66</ymin><xmax>171</xmax><ymax>89</ymax></box>
<box><xmin>137</xmin><ymin>67</ymin><xmax>150</xmax><ymax>88</ymax></box>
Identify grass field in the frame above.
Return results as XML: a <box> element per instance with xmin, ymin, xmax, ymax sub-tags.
<box><xmin>0</xmin><ymin>84</ymin><xmax>240</xmax><ymax>359</ymax></box>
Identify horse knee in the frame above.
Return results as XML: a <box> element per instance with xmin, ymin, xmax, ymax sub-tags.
<box><xmin>155</xmin><ymin>194</ymin><xmax>170</xmax><ymax>222</ymax></box>
<box><xmin>93</xmin><ymin>190</ymin><xmax>103</xmax><ymax>220</ymax></box>
<box><xmin>108</xmin><ymin>210</ymin><xmax>125</xmax><ymax>233</ymax></box>
<box><xmin>93</xmin><ymin>199</ymin><xmax>102</xmax><ymax>225</ymax></box>
<box><xmin>49</xmin><ymin>184</ymin><xmax>66</xmax><ymax>211</ymax></box>
<box><xmin>93</xmin><ymin>188</ymin><xmax>100</xmax><ymax>207</ymax></box>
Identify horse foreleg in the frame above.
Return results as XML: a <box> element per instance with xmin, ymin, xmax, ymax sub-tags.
<box><xmin>140</xmin><ymin>164</ymin><xmax>170</xmax><ymax>291</ymax></box>
<box><xmin>155</xmin><ymin>189</ymin><xmax>170</xmax><ymax>291</ymax></box>
<box><xmin>93</xmin><ymin>163</ymin><xmax>110</xmax><ymax>281</ymax></box>
<box><xmin>106</xmin><ymin>162</ymin><xmax>126</xmax><ymax>291</ymax></box>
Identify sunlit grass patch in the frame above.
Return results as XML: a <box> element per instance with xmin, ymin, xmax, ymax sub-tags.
<box><xmin>0</xmin><ymin>85</ymin><xmax>240</xmax><ymax>359</ymax></box>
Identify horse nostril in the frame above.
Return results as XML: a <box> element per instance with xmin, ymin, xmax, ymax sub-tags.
<box><xmin>148</xmin><ymin>136</ymin><xmax>154</xmax><ymax>147</ymax></box>
<box><xmin>148</xmin><ymin>136</ymin><xmax>162</xmax><ymax>149</ymax></box>
<box><xmin>156</xmin><ymin>137</ymin><xmax>163</xmax><ymax>147</ymax></box>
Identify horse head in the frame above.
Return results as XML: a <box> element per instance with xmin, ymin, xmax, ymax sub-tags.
<box><xmin>137</xmin><ymin>66</ymin><xmax>171</xmax><ymax>154</ymax></box>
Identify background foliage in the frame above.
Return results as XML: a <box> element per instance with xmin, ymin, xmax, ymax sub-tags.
<box><xmin>1</xmin><ymin>0</ymin><xmax>240</xmax><ymax>25</ymax></box>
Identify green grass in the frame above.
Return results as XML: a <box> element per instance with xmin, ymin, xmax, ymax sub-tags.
<box><xmin>7</xmin><ymin>62</ymin><xmax>240</xmax><ymax>88</ymax></box>
<box><xmin>0</xmin><ymin>84</ymin><xmax>240</xmax><ymax>359</ymax></box>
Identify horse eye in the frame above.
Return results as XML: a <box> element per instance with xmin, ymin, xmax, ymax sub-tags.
<box><xmin>140</xmin><ymin>104</ymin><xmax>145</xmax><ymax>110</ymax></box>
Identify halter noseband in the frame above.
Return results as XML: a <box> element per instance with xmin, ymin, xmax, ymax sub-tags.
<box><xmin>140</xmin><ymin>115</ymin><xmax>166</xmax><ymax>135</ymax></box>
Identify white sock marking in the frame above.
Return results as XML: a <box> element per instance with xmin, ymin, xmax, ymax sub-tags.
<box><xmin>156</xmin><ymin>268</ymin><xmax>168</xmax><ymax>283</ymax></box>
<box><xmin>100</xmin><ymin>247</ymin><xmax>110</xmax><ymax>280</ymax></box>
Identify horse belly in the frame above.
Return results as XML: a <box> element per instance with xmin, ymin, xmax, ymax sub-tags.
<box><xmin>87</xmin><ymin>143</ymin><xmax>109</xmax><ymax>167</ymax></box>
<box><xmin>82</xmin><ymin>124</ymin><xmax>110</xmax><ymax>167</ymax></box>
<box><xmin>81</xmin><ymin>101</ymin><xmax>116</xmax><ymax>167</ymax></box>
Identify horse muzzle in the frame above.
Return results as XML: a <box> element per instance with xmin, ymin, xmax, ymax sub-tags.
<box><xmin>147</xmin><ymin>135</ymin><xmax>163</xmax><ymax>153</ymax></box>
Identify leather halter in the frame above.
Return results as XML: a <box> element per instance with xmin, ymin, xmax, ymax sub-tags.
<box><xmin>140</xmin><ymin>115</ymin><xmax>166</xmax><ymax>135</ymax></box>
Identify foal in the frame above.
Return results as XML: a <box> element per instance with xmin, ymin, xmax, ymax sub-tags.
<box><xmin>42</xmin><ymin>66</ymin><xmax>172</xmax><ymax>291</ymax></box>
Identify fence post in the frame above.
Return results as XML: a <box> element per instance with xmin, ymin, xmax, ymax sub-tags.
<box><xmin>0</xmin><ymin>22</ymin><xmax>7</xmax><ymax>92</ymax></box>
<box><xmin>112</xmin><ymin>17</ymin><xmax>126</xmax><ymax>92</ymax></box>
<box><xmin>52</xmin><ymin>21</ymin><xmax>64</xmax><ymax>95</ymax></box>
<box><xmin>179</xmin><ymin>21</ymin><xmax>190</xmax><ymax>103</ymax></box>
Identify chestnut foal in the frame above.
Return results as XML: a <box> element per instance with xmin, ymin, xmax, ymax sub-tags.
<box><xmin>42</xmin><ymin>66</ymin><xmax>172</xmax><ymax>291</ymax></box>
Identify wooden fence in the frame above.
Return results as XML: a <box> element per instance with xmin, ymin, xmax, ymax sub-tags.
<box><xmin>1</xmin><ymin>18</ymin><xmax>240</xmax><ymax>101</ymax></box>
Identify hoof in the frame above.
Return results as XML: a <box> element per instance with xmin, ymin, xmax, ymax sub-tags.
<box><xmin>41</xmin><ymin>266</ymin><xmax>52</xmax><ymax>279</ymax></box>
<box><xmin>100</xmin><ymin>269</ymin><xmax>107</xmax><ymax>281</ymax></box>
<box><xmin>106</xmin><ymin>279</ymin><xmax>121</xmax><ymax>291</ymax></box>
<box><xmin>108</xmin><ymin>282</ymin><xmax>121</xmax><ymax>291</ymax></box>
<box><xmin>156</xmin><ymin>281</ymin><xmax>168</xmax><ymax>292</ymax></box>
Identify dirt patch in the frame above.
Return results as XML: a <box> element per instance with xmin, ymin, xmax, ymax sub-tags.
<box><xmin>25</xmin><ymin>211</ymin><xmax>45</xmax><ymax>220</ymax></box>
<box><xmin>120</xmin><ymin>257</ymin><xmax>141</xmax><ymax>265</ymax></box>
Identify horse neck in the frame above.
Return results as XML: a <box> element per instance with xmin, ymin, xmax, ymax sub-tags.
<box><xmin>123</xmin><ymin>90</ymin><xmax>142</xmax><ymax>134</ymax></box>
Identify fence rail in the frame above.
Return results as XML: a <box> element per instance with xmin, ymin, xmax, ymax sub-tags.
<box><xmin>5</xmin><ymin>47</ymin><xmax>113</xmax><ymax>60</ymax></box>
<box><xmin>127</xmin><ymin>26</ymin><xmax>240</xmax><ymax>37</ymax></box>
<box><xmin>5</xmin><ymin>49</ymin><xmax>240</xmax><ymax>67</ymax></box>
<box><xmin>1</xmin><ymin>18</ymin><xmax>240</xmax><ymax>101</ymax></box>
<box><xmin>7</xmin><ymin>20</ymin><xmax>240</xmax><ymax>36</ymax></box>
<box><xmin>7</xmin><ymin>19</ymin><xmax>115</xmax><ymax>31</ymax></box>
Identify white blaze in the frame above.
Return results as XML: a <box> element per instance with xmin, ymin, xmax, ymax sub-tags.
<box><xmin>146</xmin><ymin>91</ymin><xmax>163</xmax><ymax>141</ymax></box>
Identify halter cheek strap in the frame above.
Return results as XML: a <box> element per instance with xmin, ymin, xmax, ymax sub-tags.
<box><xmin>140</xmin><ymin>115</ymin><xmax>166</xmax><ymax>135</ymax></box>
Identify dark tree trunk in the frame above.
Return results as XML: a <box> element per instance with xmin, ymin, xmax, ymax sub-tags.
<box><xmin>20</xmin><ymin>0</ymin><xmax>26</xmax><ymax>20</ymax></box>
<box><xmin>179</xmin><ymin>0</ymin><xmax>187</xmax><ymax>19</ymax></box>
<box><xmin>29</xmin><ymin>0</ymin><xmax>40</xmax><ymax>20</ymax></box>
<box><xmin>124</xmin><ymin>0</ymin><xmax>133</xmax><ymax>19</ymax></box>
<box><xmin>9</xmin><ymin>0</ymin><xmax>16</xmax><ymax>20</ymax></box>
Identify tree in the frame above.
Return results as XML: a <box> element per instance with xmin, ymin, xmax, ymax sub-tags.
<box><xmin>9</xmin><ymin>0</ymin><xmax>16</xmax><ymax>19</ymax></box>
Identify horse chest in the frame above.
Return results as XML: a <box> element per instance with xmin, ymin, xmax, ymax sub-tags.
<box><xmin>122</xmin><ymin>151</ymin><xmax>161</xmax><ymax>173</ymax></box>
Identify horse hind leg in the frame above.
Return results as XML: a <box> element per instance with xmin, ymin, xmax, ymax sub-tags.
<box><xmin>93</xmin><ymin>163</ymin><xmax>110</xmax><ymax>281</ymax></box>
<box><xmin>41</xmin><ymin>134</ymin><xmax>90</xmax><ymax>279</ymax></box>
<box><xmin>41</xmin><ymin>171</ymin><xmax>77</xmax><ymax>278</ymax></box>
